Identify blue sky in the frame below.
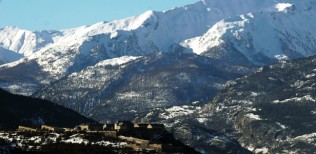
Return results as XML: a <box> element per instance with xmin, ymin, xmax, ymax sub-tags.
<box><xmin>0</xmin><ymin>0</ymin><xmax>198</xmax><ymax>31</ymax></box>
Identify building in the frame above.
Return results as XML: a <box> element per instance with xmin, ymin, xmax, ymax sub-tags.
<box><xmin>114</xmin><ymin>121</ymin><xmax>134</xmax><ymax>130</ymax></box>
<box><xmin>17</xmin><ymin>126</ymin><xmax>37</xmax><ymax>132</ymax></box>
<box><xmin>133</xmin><ymin>123</ymin><xmax>165</xmax><ymax>130</ymax></box>
<box><xmin>77</xmin><ymin>123</ymin><xmax>103</xmax><ymax>131</ymax></box>
<box><xmin>75</xmin><ymin>122</ymin><xmax>165</xmax><ymax>132</ymax></box>
<box><xmin>147</xmin><ymin>124</ymin><xmax>165</xmax><ymax>130</ymax></box>
<box><xmin>134</xmin><ymin>124</ymin><xmax>149</xmax><ymax>129</ymax></box>
<box><xmin>41</xmin><ymin>125</ymin><xmax>65</xmax><ymax>132</ymax></box>
<box><xmin>103</xmin><ymin>124</ymin><xmax>114</xmax><ymax>130</ymax></box>
<box><xmin>63</xmin><ymin>128</ymin><xmax>73</xmax><ymax>132</ymax></box>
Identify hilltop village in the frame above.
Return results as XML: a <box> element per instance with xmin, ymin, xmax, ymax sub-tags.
<box><xmin>0</xmin><ymin>121</ymin><xmax>198</xmax><ymax>153</ymax></box>
<box><xmin>18</xmin><ymin>121</ymin><xmax>165</xmax><ymax>133</ymax></box>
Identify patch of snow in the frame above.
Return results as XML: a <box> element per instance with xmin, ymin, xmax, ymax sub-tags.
<box><xmin>247</xmin><ymin>145</ymin><xmax>255</xmax><ymax>151</ymax></box>
<box><xmin>254</xmin><ymin>147</ymin><xmax>269</xmax><ymax>154</ymax></box>
<box><xmin>272</xmin><ymin>100</ymin><xmax>280</xmax><ymax>103</ymax></box>
<box><xmin>95</xmin><ymin>141</ymin><xmax>127</xmax><ymax>147</ymax></box>
<box><xmin>245</xmin><ymin>113</ymin><xmax>262</xmax><ymax>120</ymax></box>
<box><xmin>96</xmin><ymin>56</ymin><xmax>141</xmax><ymax>67</ymax></box>
<box><xmin>275</xmin><ymin>3</ymin><xmax>293</xmax><ymax>12</ymax></box>
<box><xmin>275</xmin><ymin>54</ymin><xmax>289</xmax><ymax>60</ymax></box>
<box><xmin>117</xmin><ymin>91</ymin><xmax>141</xmax><ymax>99</ymax></box>
<box><xmin>306</xmin><ymin>73</ymin><xmax>316</xmax><ymax>79</ymax></box>
<box><xmin>62</xmin><ymin>137</ymin><xmax>88</xmax><ymax>144</ymax></box>
<box><xmin>192</xmin><ymin>101</ymin><xmax>200</xmax><ymax>105</ymax></box>
<box><xmin>274</xmin><ymin>95</ymin><xmax>316</xmax><ymax>103</ymax></box>
<box><xmin>196</xmin><ymin>118</ymin><xmax>208</xmax><ymax>123</ymax></box>
<box><xmin>276</xmin><ymin>122</ymin><xmax>287</xmax><ymax>129</ymax></box>
<box><xmin>293</xmin><ymin>132</ymin><xmax>316</xmax><ymax>144</ymax></box>
<box><xmin>159</xmin><ymin>105</ymin><xmax>196</xmax><ymax>119</ymax></box>
<box><xmin>250</xmin><ymin>92</ymin><xmax>258</xmax><ymax>97</ymax></box>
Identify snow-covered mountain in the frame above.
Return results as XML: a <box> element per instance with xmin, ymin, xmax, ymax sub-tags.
<box><xmin>198</xmin><ymin>55</ymin><xmax>316</xmax><ymax>153</ymax></box>
<box><xmin>140</xmin><ymin>54</ymin><xmax>316</xmax><ymax>154</ymax></box>
<box><xmin>33</xmin><ymin>52</ymin><xmax>248</xmax><ymax>122</ymax></box>
<box><xmin>0</xmin><ymin>0</ymin><xmax>285</xmax><ymax>94</ymax></box>
<box><xmin>1</xmin><ymin>0</ymin><xmax>315</xmax><ymax>94</ymax></box>
<box><xmin>0</xmin><ymin>26</ymin><xmax>62</xmax><ymax>57</ymax></box>
<box><xmin>181</xmin><ymin>0</ymin><xmax>316</xmax><ymax>65</ymax></box>
<box><xmin>1</xmin><ymin>0</ymin><xmax>316</xmax><ymax>153</ymax></box>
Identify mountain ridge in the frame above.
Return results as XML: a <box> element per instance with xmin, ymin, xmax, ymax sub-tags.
<box><xmin>1</xmin><ymin>1</ymin><xmax>316</xmax><ymax>153</ymax></box>
<box><xmin>0</xmin><ymin>88</ymin><xmax>95</xmax><ymax>130</ymax></box>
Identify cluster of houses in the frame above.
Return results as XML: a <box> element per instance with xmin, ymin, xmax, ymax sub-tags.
<box><xmin>15</xmin><ymin>122</ymin><xmax>195</xmax><ymax>153</ymax></box>
<box><xmin>17</xmin><ymin>121</ymin><xmax>165</xmax><ymax>133</ymax></box>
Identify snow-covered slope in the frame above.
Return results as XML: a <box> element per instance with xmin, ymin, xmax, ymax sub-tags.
<box><xmin>198</xmin><ymin>55</ymin><xmax>316</xmax><ymax>153</ymax></box>
<box><xmin>0</xmin><ymin>0</ymin><xmax>315</xmax><ymax>100</ymax></box>
<box><xmin>1</xmin><ymin>0</ymin><xmax>316</xmax><ymax>153</ymax></box>
<box><xmin>0</xmin><ymin>47</ymin><xmax>23</xmax><ymax>65</ymax></box>
<box><xmin>0</xmin><ymin>0</ymin><xmax>282</xmax><ymax>94</ymax></box>
<box><xmin>0</xmin><ymin>26</ymin><xmax>62</xmax><ymax>57</ymax></box>
<box><xmin>33</xmin><ymin>52</ymin><xmax>247</xmax><ymax>122</ymax></box>
<box><xmin>1</xmin><ymin>0</ymin><xmax>279</xmax><ymax>74</ymax></box>
<box><xmin>181</xmin><ymin>1</ymin><xmax>316</xmax><ymax>65</ymax></box>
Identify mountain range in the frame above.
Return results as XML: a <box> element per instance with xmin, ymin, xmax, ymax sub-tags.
<box><xmin>198</xmin><ymin>55</ymin><xmax>316</xmax><ymax>153</ymax></box>
<box><xmin>142</xmin><ymin>54</ymin><xmax>316</xmax><ymax>154</ymax></box>
<box><xmin>1</xmin><ymin>0</ymin><xmax>316</xmax><ymax>153</ymax></box>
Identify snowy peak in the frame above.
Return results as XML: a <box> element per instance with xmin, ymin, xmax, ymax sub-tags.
<box><xmin>124</xmin><ymin>10</ymin><xmax>157</xmax><ymax>30</ymax></box>
<box><xmin>60</xmin><ymin>10</ymin><xmax>157</xmax><ymax>39</ymax></box>
<box><xmin>0</xmin><ymin>26</ymin><xmax>62</xmax><ymax>57</ymax></box>
<box><xmin>181</xmin><ymin>0</ymin><xmax>316</xmax><ymax>65</ymax></box>
<box><xmin>1</xmin><ymin>0</ymin><xmax>316</xmax><ymax>95</ymax></box>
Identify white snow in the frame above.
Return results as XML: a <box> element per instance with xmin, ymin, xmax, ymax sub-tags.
<box><xmin>181</xmin><ymin>0</ymin><xmax>316</xmax><ymax>64</ymax></box>
<box><xmin>254</xmin><ymin>147</ymin><xmax>269</xmax><ymax>154</ymax></box>
<box><xmin>95</xmin><ymin>141</ymin><xmax>127</xmax><ymax>147</ymax></box>
<box><xmin>250</xmin><ymin>92</ymin><xmax>258</xmax><ymax>97</ymax></box>
<box><xmin>63</xmin><ymin>137</ymin><xmax>88</xmax><ymax>144</ymax></box>
<box><xmin>0</xmin><ymin>0</ymin><xmax>284</xmax><ymax>69</ymax></box>
<box><xmin>196</xmin><ymin>118</ymin><xmax>208</xmax><ymax>123</ymax></box>
<box><xmin>245</xmin><ymin>113</ymin><xmax>262</xmax><ymax>120</ymax></box>
<box><xmin>0</xmin><ymin>0</ymin><xmax>316</xmax><ymax>100</ymax></box>
<box><xmin>95</xmin><ymin>56</ymin><xmax>141</xmax><ymax>67</ymax></box>
<box><xmin>275</xmin><ymin>3</ymin><xmax>293</xmax><ymax>12</ymax></box>
<box><xmin>0</xmin><ymin>26</ymin><xmax>62</xmax><ymax>57</ymax></box>
<box><xmin>276</xmin><ymin>122</ymin><xmax>287</xmax><ymax>129</ymax></box>
<box><xmin>293</xmin><ymin>132</ymin><xmax>316</xmax><ymax>144</ymax></box>
<box><xmin>275</xmin><ymin>54</ymin><xmax>289</xmax><ymax>60</ymax></box>
<box><xmin>273</xmin><ymin>95</ymin><xmax>316</xmax><ymax>104</ymax></box>
<box><xmin>117</xmin><ymin>91</ymin><xmax>141</xmax><ymax>99</ymax></box>
<box><xmin>305</xmin><ymin>73</ymin><xmax>316</xmax><ymax>79</ymax></box>
<box><xmin>159</xmin><ymin>105</ymin><xmax>196</xmax><ymax>119</ymax></box>
<box><xmin>247</xmin><ymin>145</ymin><xmax>269</xmax><ymax>154</ymax></box>
<box><xmin>62</xmin><ymin>134</ymin><xmax>88</xmax><ymax>144</ymax></box>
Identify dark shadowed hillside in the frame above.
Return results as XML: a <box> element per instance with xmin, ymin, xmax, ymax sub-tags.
<box><xmin>0</xmin><ymin>89</ymin><xmax>95</xmax><ymax>130</ymax></box>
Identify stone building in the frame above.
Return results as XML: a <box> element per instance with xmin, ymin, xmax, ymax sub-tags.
<box><xmin>41</xmin><ymin>125</ymin><xmax>65</xmax><ymax>132</ymax></box>
<box><xmin>17</xmin><ymin>126</ymin><xmax>37</xmax><ymax>132</ymax></box>
<box><xmin>114</xmin><ymin>121</ymin><xmax>134</xmax><ymax>130</ymax></box>
<box><xmin>77</xmin><ymin>123</ymin><xmax>103</xmax><ymax>131</ymax></box>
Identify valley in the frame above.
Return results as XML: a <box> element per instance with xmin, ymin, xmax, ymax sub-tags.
<box><xmin>1</xmin><ymin>0</ymin><xmax>316</xmax><ymax>153</ymax></box>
